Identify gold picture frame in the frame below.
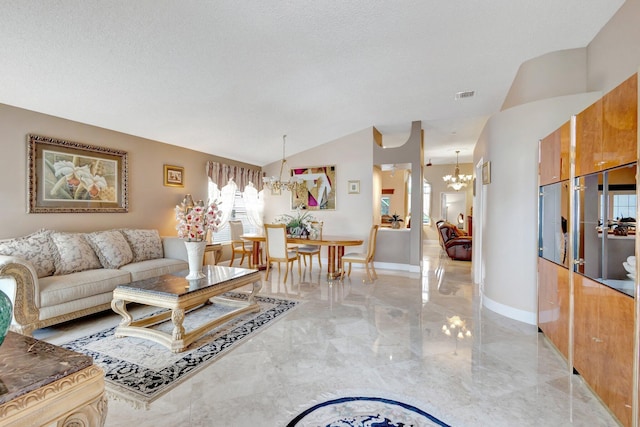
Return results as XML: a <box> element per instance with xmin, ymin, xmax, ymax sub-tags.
<box><xmin>482</xmin><ymin>161</ymin><xmax>491</xmax><ymax>185</ymax></box>
<box><xmin>164</xmin><ymin>165</ymin><xmax>184</xmax><ymax>187</ymax></box>
<box><xmin>28</xmin><ymin>134</ymin><xmax>128</xmax><ymax>213</ymax></box>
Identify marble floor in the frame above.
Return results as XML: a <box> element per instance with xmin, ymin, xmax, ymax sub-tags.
<box><xmin>35</xmin><ymin>241</ymin><xmax>620</xmax><ymax>426</ymax></box>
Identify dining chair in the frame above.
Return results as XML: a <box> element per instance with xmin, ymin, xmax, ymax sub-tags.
<box><xmin>340</xmin><ymin>224</ymin><xmax>379</xmax><ymax>281</ymax></box>
<box><xmin>229</xmin><ymin>220</ymin><xmax>254</xmax><ymax>267</ymax></box>
<box><xmin>264</xmin><ymin>223</ymin><xmax>301</xmax><ymax>282</ymax></box>
<box><xmin>297</xmin><ymin>221</ymin><xmax>323</xmax><ymax>272</ymax></box>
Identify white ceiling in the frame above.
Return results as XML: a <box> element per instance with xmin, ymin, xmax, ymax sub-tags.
<box><xmin>0</xmin><ymin>1</ymin><xmax>625</xmax><ymax>166</ymax></box>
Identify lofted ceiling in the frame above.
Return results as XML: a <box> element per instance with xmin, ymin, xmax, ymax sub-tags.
<box><xmin>0</xmin><ymin>1</ymin><xmax>625</xmax><ymax>166</ymax></box>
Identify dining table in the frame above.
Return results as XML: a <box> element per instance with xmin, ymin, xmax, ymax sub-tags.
<box><xmin>240</xmin><ymin>234</ymin><xmax>364</xmax><ymax>279</ymax></box>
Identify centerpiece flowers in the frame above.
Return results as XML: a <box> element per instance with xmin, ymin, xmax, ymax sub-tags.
<box><xmin>175</xmin><ymin>194</ymin><xmax>222</xmax><ymax>279</ymax></box>
<box><xmin>275</xmin><ymin>209</ymin><xmax>317</xmax><ymax>237</ymax></box>
<box><xmin>175</xmin><ymin>196</ymin><xmax>222</xmax><ymax>242</ymax></box>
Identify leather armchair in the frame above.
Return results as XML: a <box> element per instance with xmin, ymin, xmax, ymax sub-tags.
<box><xmin>437</xmin><ymin>221</ymin><xmax>472</xmax><ymax>261</ymax></box>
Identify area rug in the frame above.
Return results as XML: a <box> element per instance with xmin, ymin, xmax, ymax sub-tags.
<box><xmin>62</xmin><ymin>292</ymin><xmax>300</xmax><ymax>408</ymax></box>
<box><xmin>287</xmin><ymin>396</ymin><xmax>451</xmax><ymax>427</ymax></box>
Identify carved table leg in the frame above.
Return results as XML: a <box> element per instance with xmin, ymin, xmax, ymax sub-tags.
<box><xmin>110</xmin><ymin>299</ymin><xmax>132</xmax><ymax>328</ymax></box>
<box><xmin>247</xmin><ymin>280</ymin><xmax>263</xmax><ymax>304</ymax></box>
<box><xmin>171</xmin><ymin>308</ymin><xmax>186</xmax><ymax>342</ymax></box>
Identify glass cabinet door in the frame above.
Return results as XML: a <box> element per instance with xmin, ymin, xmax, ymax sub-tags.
<box><xmin>573</xmin><ymin>163</ymin><xmax>636</xmax><ymax>297</ymax></box>
<box><xmin>539</xmin><ymin>181</ymin><xmax>570</xmax><ymax>267</ymax></box>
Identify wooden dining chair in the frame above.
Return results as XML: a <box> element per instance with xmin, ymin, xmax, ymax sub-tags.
<box><xmin>229</xmin><ymin>220</ymin><xmax>254</xmax><ymax>267</ymax></box>
<box><xmin>264</xmin><ymin>223</ymin><xmax>301</xmax><ymax>282</ymax></box>
<box><xmin>298</xmin><ymin>221</ymin><xmax>323</xmax><ymax>272</ymax></box>
<box><xmin>340</xmin><ymin>225</ymin><xmax>379</xmax><ymax>281</ymax></box>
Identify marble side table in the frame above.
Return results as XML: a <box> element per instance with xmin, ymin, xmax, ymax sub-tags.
<box><xmin>0</xmin><ymin>332</ymin><xmax>106</xmax><ymax>426</ymax></box>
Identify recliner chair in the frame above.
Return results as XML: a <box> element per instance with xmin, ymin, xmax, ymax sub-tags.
<box><xmin>437</xmin><ymin>221</ymin><xmax>472</xmax><ymax>261</ymax></box>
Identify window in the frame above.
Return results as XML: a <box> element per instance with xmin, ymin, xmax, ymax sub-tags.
<box><xmin>211</xmin><ymin>191</ymin><xmax>259</xmax><ymax>243</ymax></box>
<box><xmin>381</xmin><ymin>197</ymin><xmax>391</xmax><ymax>216</ymax></box>
<box><xmin>423</xmin><ymin>180</ymin><xmax>431</xmax><ymax>224</ymax></box>
<box><xmin>612</xmin><ymin>193</ymin><xmax>636</xmax><ymax>220</ymax></box>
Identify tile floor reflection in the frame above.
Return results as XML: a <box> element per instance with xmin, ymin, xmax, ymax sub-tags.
<box><xmin>35</xmin><ymin>241</ymin><xmax>620</xmax><ymax>426</ymax></box>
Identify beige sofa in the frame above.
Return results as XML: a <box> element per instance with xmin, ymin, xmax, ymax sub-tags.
<box><xmin>0</xmin><ymin>229</ymin><xmax>189</xmax><ymax>335</ymax></box>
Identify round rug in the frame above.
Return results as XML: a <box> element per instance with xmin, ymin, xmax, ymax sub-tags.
<box><xmin>287</xmin><ymin>396</ymin><xmax>450</xmax><ymax>427</ymax></box>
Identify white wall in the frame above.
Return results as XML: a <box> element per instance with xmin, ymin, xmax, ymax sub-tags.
<box><xmin>474</xmin><ymin>92</ymin><xmax>601</xmax><ymax>324</ymax></box>
<box><xmin>262</xmin><ymin>127</ymin><xmax>375</xmax><ymax>253</ymax></box>
<box><xmin>475</xmin><ymin>0</ymin><xmax>640</xmax><ymax>324</ymax></box>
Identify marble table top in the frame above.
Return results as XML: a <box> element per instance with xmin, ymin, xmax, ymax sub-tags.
<box><xmin>0</xmin><ymin>331</ymin><xmax>93</xmax><ymax>405</ymax></box>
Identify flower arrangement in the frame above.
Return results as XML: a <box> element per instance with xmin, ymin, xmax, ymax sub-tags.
<box><xmin>274</xmin><ymin>209</ymin><xmax>317</xmax><ymax>237</ymax></box>
<box><xmin>175</xmin><ymin>195</ymin><xmax>222</xmax><ymax>242</ymax></box>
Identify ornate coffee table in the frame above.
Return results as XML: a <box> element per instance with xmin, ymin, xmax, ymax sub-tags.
<box><xmin>111</xmin><ymin>265</ymin><xmax>262</xmax><ymax>353</ymax></box>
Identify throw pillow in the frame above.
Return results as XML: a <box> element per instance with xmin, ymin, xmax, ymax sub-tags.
<box><xmin>120</xmin><ymin>229</ymin><xmax>164</xmax><ymax>262</ymax></box>
<box><xmin>0</xmin><ymin>229</ymin><xmax>56</xmax><ymax>278</ymax></box>
<box><xmin>51</xmin><ymin>232</ymin><xmax>102</xmax><ymax>275</ymax></box>
<box><xmin>85</xmin><ymin>230</ymin><xmax>134</xmax><ymax>269</ymax></box>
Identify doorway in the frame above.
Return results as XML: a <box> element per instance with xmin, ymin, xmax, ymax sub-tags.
<box><xmin>441</xmin><ymin>192</ymin><xmax>467</xmax><ymax>230</ymax></box>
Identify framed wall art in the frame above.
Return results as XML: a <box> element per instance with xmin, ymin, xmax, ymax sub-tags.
<box><xmin>27</xmin><ymin>134</ymin><xmax>128</xmax><ymax>213</ymax></box>
<box><xmin>291</xmin><ymin>165</ymin><xmax>336</xmax><ymax>210</ymax></box>
<box><xmin>482</xmin><ymin>161</ymin><xmax>491</xmax><ymax>185</ymax></box>
<box><xmin>164</xmin><ymin>164</ymin><xmax>185</xmax><ymax>187</ymax></box>
<box><xmin>348</xmin><ymin>180</ymin><xmax>360</xmax><ymax>194</ymax></box>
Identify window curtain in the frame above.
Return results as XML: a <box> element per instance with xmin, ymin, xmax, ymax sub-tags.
<box><xmin>208</xmin><ymin>178</ymin><xmax>237</xmax><ymax>232</ymax></box>
<box><xmin>243</xmin><ymin>182</ymin><xmax>264</xmax><ymax>230</ymax></box>
<box><xmin>206</xmin><ymin>161</ymin><xmax>262</xmax><ymax>190</ymax></box>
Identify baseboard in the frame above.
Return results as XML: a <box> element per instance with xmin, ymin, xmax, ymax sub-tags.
<box><xmin>482</xmin><ymin>294</ymin><xmax>537</xmax><ymax>325</ymax></box>
<box><xmin>315</xmin><ymin>258</ymin><xmax>420</xmax><ymax>273</ymax></box>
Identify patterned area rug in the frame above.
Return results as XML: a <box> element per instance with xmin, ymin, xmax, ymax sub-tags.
<box><xmin>287</xmin><ymin>396</ymin><xmax>451</xmax><ymax>427</ymax></box>
<box><xmin>62</xmin><ymin>292</ymin><xmax>300</xmax><ymax>408</ymax></box>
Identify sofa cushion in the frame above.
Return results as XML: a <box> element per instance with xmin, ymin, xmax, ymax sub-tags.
<box><xmin>120</xmin><ymin>229</ymin><xmax>164</xmax><ymax>262</ymax></box>
<box><xmin>119</xmin><ymin>258</ymin><xmax>188</xmax><ymax>281</ymax></box>
<box><xmin>0</xmin><ymin>229</ymin><xmax>56</xmax><ymax>278</ymax></box>
<box><xmin>51</xmin><ymin>232</ymin><xmax>102</xmax><ymax>275</ymax></box>
<box><xmin>38</xmin><ymin>269</ymin><xmax>131</xmax><ymax>307</ymax></box>
<box><xmin>86</xmin><ymin>230</ymin><xmax>134</xmax><ymax>269</ymax></box>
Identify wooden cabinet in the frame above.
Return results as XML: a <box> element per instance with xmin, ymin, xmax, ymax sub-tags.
<box><xmin>539</xmin><ymin>128</ymin><xmax>561</xmax><ymax>185</ymax></box>
<box><xmin>603</xmin><ymin>73</ymin><xmax>638</xmax><ymax>169</ymax></box>
<box><xmin>537</xmin><ymin>258</ymin><xmax>569</xmax><ymax>359</ymax></box>
<box><xmin>576</xmin><ymin>74</ymin><xmax>638</xmax><ymax>177</ymax></box>
<box><xmin>574</xmin><ymin>274</ymin><xmax>634</xmax><ymax>427</ymax></box>
<box><xmin>575</xmin><ymin>98</ymin><xmax>604</xmax><ymax>176</ymax></box>
<box><xmin>539</xmin><ymin>121</ymin><xmax>571</xmax><ymax>185</ymax></box>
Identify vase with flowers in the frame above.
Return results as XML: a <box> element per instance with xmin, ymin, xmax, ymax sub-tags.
<box><xmin>275</xmin><ymin>209</ymin><xmax>317</xmax><ymax>238</ymax></box>
<box><xmin>175</xmin><ymin>194</ymin><xmax>222</xmax><ymax>279</ymax></box>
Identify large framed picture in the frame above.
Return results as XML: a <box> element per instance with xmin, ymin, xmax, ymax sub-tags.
<box><xmin>291</xmin><ymin>165</ymin><xmax>336</xmax><ymax>210</ymax></box>
<box><xmin>27</xmin><ymin>134</ymin><xmax>128</xmax><ymax>213</ymax></box>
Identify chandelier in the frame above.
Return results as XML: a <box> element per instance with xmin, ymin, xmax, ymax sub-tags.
<box><xmin>442</xmin><ymin>150</ymin><xmax>472</xmax><ymax>191</ymax></box>
<box><xmin>262</xmin><ymin>135</ymin><xmax>302</xmax><ymax>193</ymax></box>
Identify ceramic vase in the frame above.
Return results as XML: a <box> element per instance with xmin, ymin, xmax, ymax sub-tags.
<box><xmin>184</xmin><ymin>240</ymin><xmax>207</xmax><ymax>280</ymax></box>
<box><xmin>0</xmin><ymin>289</ymin><xmax>12</xmax><ymax>347</ymax></box>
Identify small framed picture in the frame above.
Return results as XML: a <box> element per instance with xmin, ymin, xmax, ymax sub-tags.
<box><xmin>164</xmin><ymin>165</ymin><xmax>184</xmax><ymax>187</ymax></box>
<box><xmin>348</xmin><ymin>180</ymin><xmax>360</xmax><ymax>194</ymax></box>
<box><xmin>482</xmin><ymin>161</ymin><xmax>491</xmax><ymax>185</ymax></box>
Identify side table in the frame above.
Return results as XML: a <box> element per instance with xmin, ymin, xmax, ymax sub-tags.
<box><xmin>0</xmin><ymin>332</ymin><xmax>106</xmax><ymax>426</ymax></box>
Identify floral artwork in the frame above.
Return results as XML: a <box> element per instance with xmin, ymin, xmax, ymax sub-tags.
<box><xmin>45</xmin><ymin>153</ymin><xmax>117</xmax><ymax>202</ymax></box>
<box><xmin>291</xmin><ymin>165</ymin><xmax>336</xmax><ymax>210</ymax></box>
<box><xmin>175</xmin><ymin>198</ymin><xmax>222</xmax><ymax>242</ymax></box>
<box><xmin>28</xmin><ymin>134</ymin><xmax>128</xmax><ymax>213</ymax></box>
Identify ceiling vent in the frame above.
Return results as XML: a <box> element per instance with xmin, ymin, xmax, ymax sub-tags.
<box><xmin>455</xmin><ymin>90</ymin><xmax>475</xmax><ymax>100</ymax></box>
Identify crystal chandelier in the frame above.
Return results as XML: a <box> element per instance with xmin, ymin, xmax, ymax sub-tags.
<box><xmin>262</xmin><ymin>135</ymin><xmax>302</xmax><ymax>193</ymax></box>
<box><xmin>442</xmin><ymin>150</ymin><xmax>472</xmax><ymax>191</ymax></box>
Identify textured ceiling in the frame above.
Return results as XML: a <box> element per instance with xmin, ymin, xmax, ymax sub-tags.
<box><xmin>0</xmin><ymin>1</ymin><xmax>625</xmax><ymax>166</ymax></box>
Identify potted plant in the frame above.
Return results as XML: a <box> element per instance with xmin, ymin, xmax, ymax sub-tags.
<box><xmin>389</xmin><ymin>213</ymin><xmax>404</xmax><ymax>229</ymax></box>
<box><xmin>275</xmin><ymin>209</ymin><xmax>317</xmax><ymax>237</ymax></box>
